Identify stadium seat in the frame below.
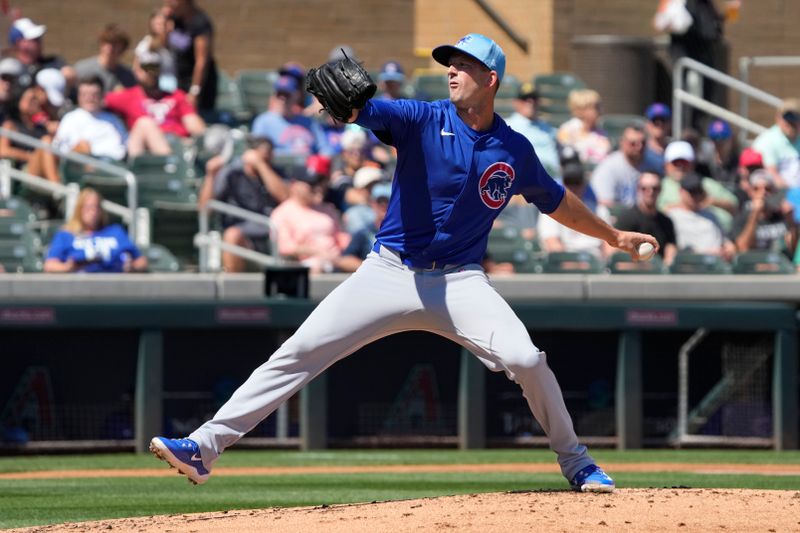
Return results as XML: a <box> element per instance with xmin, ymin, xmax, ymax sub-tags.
<box><xmin>732</xmin><ymin>250</ymin><xmax>795</xmax><ymax>274</ymax></box>
<box><xmin>0</xmin><ymin>196</ymin><xmax>36</xmax><ymax>223</ymax></box>
<box><xmin>412</xmin><ymin>73</ymin><xmax>449</xmax><ymax>102</ymax></box>
<box><xmin>143</xmin><ymin>243</ymin><xmax>181</xmax><ymax>272</ymax></box>
<box><xmin>150</xmin><ymin>201</ymin><xmax>199</xmax><ymax>269</ymax></box>
<box><xmin>495</xmin><ymin>74</ymin><xmax>521</xmax><ymax>118</ymax></box>
<box><xmin>607</xmin><ymin>251</ymin><xmax>665</xmax><ymax>274</ymax></box>
<box><xmin>214</xmin><ymin>70</ymin><xmax>250</xmax><ymax>124</ymax></box>
<box><xmin>542</xmin><ymin>251</ymin><xmax>604</xmax><ymax>274</ymax></box>
<box><xmin>533</xmin><ymin>72</ymin><xmax>586</xmax><ymax>127</ymax></box>
<box><xmin>236</xmin><ymin>69</ymin><xmax>279</xmax><ymax>117</ymax></box>
<box><xmin>0</xmin><ymin>213</ymin><xmax>42</xmax><ymax>272</ymax></box>
<box><xmin>669</xmin><ymin>252</ymin><xmax>732</xmax><ymax>274</ymax></box>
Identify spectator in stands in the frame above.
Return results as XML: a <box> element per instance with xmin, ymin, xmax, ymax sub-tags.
<box><xmin>654</xmin><ymin>0</ymin><xmax>731</xmax><ymax>127</ymax></box>
<box><xmin>44</xmin><ymin>188</ymin><xmax>148</xmax><ymax>273</ymax></box>
<box><xmin>538</xmin><ymin>160</ymin><xmax>612</xmax><ymax>259</ymax></box>
<box><xmin>337</xmin><ymin>181</ymin><xmax>391</xmax><ymax>272</ymax></box>
<box><xmin>679</xmin><ymin>126</ymin><xmax>714</xmax><ymax>178</ymax></box>
<box><xmin>329</xmin><ymin>128</ymin><xmax>370</xmax><ymax>211</ymax></box>
<box><xmin>506</xmin><ymin>82</ymin><xmax>560</xmax><ymax>178</ymax></box>
<box><xmin>164</xmin><ymin>0</ymin><xmax>218</xmax><ymax>113</ymax></box>
<box><xmin>556</xmin><ymin>89</ymin><xmax>611</xmax><ymax>166</ymax></box>
<box><xmin>668</xmin><ymin>171</ymin><xmax>735</xmax><ymax>258</ymax></box>
<box><xmin>270</xmin><ymin>166</ymin><xmax>349</xmax><ymax>274</ymax></box>
<box><xmin>198</xmin><ymin>136</ymin><xmax>289</xmax><ymax>273</ymax></box>
<box><xmin>251</xmin><ymin>75</ymin><xmax>330</xmax><ymax>158</ymax></box>
<box><xmin>752</xmin><ymin>99</ymin><xmax>800</xmax><ymax>189</ymax></box>
<box><xmin>643</xmin><ymin>102</ymin><xmax>672</xmax><ymax>172</ymax></box>
<box><xmin>658</xmin><ymin>140</ymin><xmax>738</xmax><ymax>231</ymax></box>
<box><xmin>0</xmin><ymin>58</ymin><xmax>24</xmax><ymax>123</ymax></box>
<box><xmin>74</xmin><ymin>24</ymin><xmax>136</xmax><ymax>93</ymax></box>
<box><xmin>53</xmin><ymin>76</ymin><xmax>128</xmax><ymax>162</ymax></box>
<box><xmin>105</xmin><ymin>47</ymin><xmax>206</xmax><ymax>157</ymax></box>
<box><xmin>377</xmin><ymin>61</ymin><xmax>406</xmax><ymax>101</ymax></box>
<box><xmin>0</xmin><ymin>86</ymin><xmax>60</xmax><ymax>183</ymax></box>
<box><xmin>706</xmin><ymin>119</ymin><xmax>740</xmax><ymax>186</ymax></box>
<box><xmin>34</xmin><ymin>68</ymin><xmax>66</xmax><ymax>133</ymax></box>
<box><xmin>278</xmin><ymin>62</ymin><xmax>309</xmax><ymax>115</ymax></box>
<box><xmin>7</xmin><ymin>18</ymin><xmax>74</xmax><ymax>88</ymax></box>
<box><xmin>733</xmin><ymin>169</ymin><xmax>797</xmax><ymax>255</ymax></box>
<box><xmin>135</xmin><ymin>7</ymin><xmax>178</xmax><ymax>92</ymax></box>
<box><xmin>590</xmin><ymin>123</ymin><xmax>648</xmax><ymax>209</ymax></box>
<box><xmin>615</xmin><ymin>171</ymin><xmax>678</xmax><ymax>265</ymax></box>
<box><xmin>343</xmin><ymin>166</ymin><xmax>389</xmax><ymax>234</ymax></box>
<box><xmin>734</xmin><ymin>147</ymin><xmax>764</xmax><ymax>206</ymax></box>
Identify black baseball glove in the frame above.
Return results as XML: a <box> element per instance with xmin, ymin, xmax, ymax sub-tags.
<box><xmin>306</xmin><ymin>52</ymin><xmax>376</xmax><ymax>123</ymax></box>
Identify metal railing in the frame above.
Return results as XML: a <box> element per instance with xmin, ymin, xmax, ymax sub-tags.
<box><xmin>196</xmin><ymin>199</ymin><xmax>281</xmax><ymax>272</ymax></box>
<box><xmin>738</xmin><ymin>55</ymin><xmax>800</xmax><ymax>143</ymax></box>
<box><xmin>0</xmin><ymin>126</ymin><xmax>149</xmax><ymax>247</ymax></box>
<box><xmin>672</xmin><ymin>57</ymin><xmax>782</xmax><ymax>138</ymax></box>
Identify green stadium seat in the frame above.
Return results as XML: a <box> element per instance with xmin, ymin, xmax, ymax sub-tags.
<box><xmin>0</xmin><ymin>217</ymin><xmax>42</xmax><ymax>272</ymax></box>
<box><xmin>669</xmin><ymin>252</ymin><xmax>732</xmax><ymax>274</ymax></box>
<box><xmin>607</xmin><ymin>251</ymin><xmax>665</xmax><ymax>274</ymax></box>
<box><xmin>543</xmin><ymin>251</ymin><xmax>604</xmax><ymax>274</ymax></box>
<box><xmin>598</xmin><ymin>114</ymin><xmax>647</xmax><ymax>149</ymax></box>
<box><xmin>533</xmin><ymin>72</ymin><xmax>587</xmax><ymax>128</ymax></box>
<box><xmin>150</xmin><ymin>201</ymin><xmax>199</xmax><ymax>268</ymax></box>
<box><xmin>412</xmin><ymin>73</ymin><xmax>449</xmax><ymax>101</ymax></box>
<box><xmin>143</xmin><ymin>243</ymin><xmax>181</xmax><ymax>272</ymax></box>
<box><xmin>215</xmin><ymin>70</ymin><xmax>250</xmax><ymax>123</ymax></box>
<box><xmin>732</xmin><ymin>250</ymin><xmax>795</xmax><ymax>274</ymax></box>
<box><xmin>0</xmin><ymin>196</ymin><xmax>36</xmax><ymax>223</ymax></box>
<box><xmin>236</xmin><ymin>69</ymin><xmax>279</xmax><ymax>117</ymax></box>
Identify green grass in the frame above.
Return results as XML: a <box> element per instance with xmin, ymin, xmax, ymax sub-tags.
<box><xmin>0</xmin><ymin>449</ymin><xmax>799</xmax><ymax>529</ymax></box>
<box><xmin>1</xmin><ymin>448</ymin><xmax>799</xmax><ymax>473</ymax></box>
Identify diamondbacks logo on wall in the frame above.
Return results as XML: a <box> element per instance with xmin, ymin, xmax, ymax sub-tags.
<box><xmin>478</xmin><ymin>162</ymin><xmax>515</xmax><ymax>209</ymax></box>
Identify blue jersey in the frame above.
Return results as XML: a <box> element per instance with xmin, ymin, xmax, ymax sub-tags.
<box><xmin>356</xmin><ymin>99</ymin><xmax>565</xmax><ymax>266</ymax></box>
<box><xmin>46</xmin><ymin>224</ymin><xmax>141</xmax><ymax>273</ymax></box>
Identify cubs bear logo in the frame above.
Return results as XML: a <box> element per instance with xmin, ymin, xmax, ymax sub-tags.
<box><xmin>478</xmin><ymin>162</ymin><xmax>515</xmax><ymax>209</ymax></box>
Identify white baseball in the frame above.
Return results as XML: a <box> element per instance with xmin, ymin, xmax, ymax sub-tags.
<box><xmin>637</xmin><ymin>242</ymin><xmax>655</xmax><ymax>260</ymax></box>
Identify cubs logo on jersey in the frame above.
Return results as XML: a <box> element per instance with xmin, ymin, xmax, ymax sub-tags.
<box><xmin>478</xmin><ymin>162</ymin><xmax>515</xmax><ymax>209</ymax></box>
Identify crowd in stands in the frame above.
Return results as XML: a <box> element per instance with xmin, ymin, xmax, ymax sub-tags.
<box><xmin>0</xmin><ymin>0</ymin><xmax>799</xmax><ymax>275</ymax></box>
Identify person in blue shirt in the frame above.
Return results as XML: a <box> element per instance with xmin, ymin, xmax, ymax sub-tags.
<box><xmin>250</xmin><ymin>75</ymin><xmax>331</xmax><ymax>158</ymax></box>
<box><xmin>151</xmin><ymin>34</ymin><xmax>657</xmax><ymax>493</ymax></box>
<box><xmin>44</xmin><ymin>188</ymin><xmax>147</xmax><ymax>273</ymax></box>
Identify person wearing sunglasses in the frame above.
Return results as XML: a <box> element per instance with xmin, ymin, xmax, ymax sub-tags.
<box><xmin>732</xmin><ymin>169</ymin><xmax>797</xmax><ymax>255</ymax></box>
<box><xmin>615</xmin><ymin>171</ymin><xmax>677</xmax><ymax>265</ymax></box>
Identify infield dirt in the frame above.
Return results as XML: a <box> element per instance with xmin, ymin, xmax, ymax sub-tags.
<box><xmin>11</xmin><ymin>488</ymin><xmax>800</xmax><ymax>532</ymax></box>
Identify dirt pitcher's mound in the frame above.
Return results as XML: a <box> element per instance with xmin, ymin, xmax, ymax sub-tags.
<box><xmin>14</xmin><ymin>489</ymin><xmax>800</xmax><ymax>533</ymax></box>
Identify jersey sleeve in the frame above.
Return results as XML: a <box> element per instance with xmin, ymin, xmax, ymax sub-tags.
<box><xmin>354</xmin><ymin>99</ymin><xmax>428</xmax><ymax>147</ymax></box>
<box><xmin>515</xmin><ymin>139</ymin><xmax>566</xmax><ymax>214</ymax></box>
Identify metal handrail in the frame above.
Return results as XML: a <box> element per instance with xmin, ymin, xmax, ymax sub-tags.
<box><xmin>197</xmin><ymin>199</ymin><xmax>280</xmax><ymax>272</ymax></box>
<box><xmin>738</xmin><ymin>55</ymin><xmax>800</xmax><ymax>143</ymax></box>
<box><xmin>672</xmin><ymin>57</ymin><xmax>783</xmax><ymax>138</ymax></box>
<box><xmin>0</xmin><ymin>126</ymin><xmax>139</xmax><ymax>243</ymax></box>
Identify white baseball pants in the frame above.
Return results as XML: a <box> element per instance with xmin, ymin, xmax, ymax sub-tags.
<box><xmin>190</xmin><ymin>245</ymin><xmax>595</xmax><ymax>480</ymax></box>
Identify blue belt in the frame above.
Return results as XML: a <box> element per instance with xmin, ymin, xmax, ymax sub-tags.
<box><xmin>372</xmin><ymin>242</ymin><xmax>455</xmax><ymax>271</ymax></box>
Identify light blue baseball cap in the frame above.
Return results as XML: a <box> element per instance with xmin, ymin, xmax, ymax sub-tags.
<box><xmin>432</xmin><ymin>33</ymin><xmax>506</xmax><ymax>82</ymax></box>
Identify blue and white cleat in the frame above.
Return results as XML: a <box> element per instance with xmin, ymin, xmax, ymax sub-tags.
<box><xmin>570</xmin><ymin>464</ymin><xmax>615</xmax><ymax>493</ymax></box>
<box><xmin>149</xmin><ymin>437</ymin><xmax>210</xmax><ymax>485</ymax></box>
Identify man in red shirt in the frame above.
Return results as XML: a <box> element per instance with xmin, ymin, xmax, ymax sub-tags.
<box><xmin>105</xmin><ymin>47</ymin><xmax>205</xmax><ymax>157</ymax></box>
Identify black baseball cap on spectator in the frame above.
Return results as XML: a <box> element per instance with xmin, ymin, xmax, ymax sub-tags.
<box><xmin>291</xmin><ymin>164</ymin><xmax>324</xmax><ymax>186</ymax></box>
<box><xmin>680</xmin><ymin>172</ymin><xmax>705</xmax><ymax>194</ymax></box>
